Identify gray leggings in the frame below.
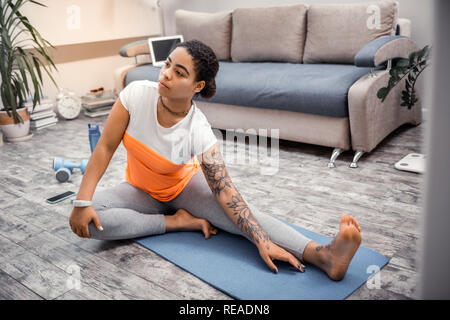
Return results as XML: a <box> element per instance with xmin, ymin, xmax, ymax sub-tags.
<box><xmin>89</xmin><ymin>170</ymin><xmax>312</xmax><ymax>260</ymax></box>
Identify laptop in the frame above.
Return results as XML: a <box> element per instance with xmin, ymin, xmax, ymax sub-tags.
<box><xmin>148</xmin><ymin>35</ymin><xmax>184</xmax><ymax>67</ymax></box>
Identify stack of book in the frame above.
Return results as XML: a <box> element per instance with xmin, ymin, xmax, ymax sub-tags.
<box><xmin>82</xmin><ymin>90</ymin><xmax>117</xmax><ymax>117</ymax></box>
<box><xmin>24</xmin><ymin>98</ymin><xmax>58</xmax><ymax>130</ymax></box>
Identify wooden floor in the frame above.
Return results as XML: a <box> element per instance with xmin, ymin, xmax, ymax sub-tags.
<box><xmin>0</xmin><ymin>112</ymin><xmax>425</xmax><ymax>300</ymax></box>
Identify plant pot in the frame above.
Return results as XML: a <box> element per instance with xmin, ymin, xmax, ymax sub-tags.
<box><xmin>0</xmin><ymin>107</ymin><xmax>33</xmax><ymax>142</ymax></box>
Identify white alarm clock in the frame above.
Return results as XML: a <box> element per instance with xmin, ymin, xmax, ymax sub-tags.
<box><xmin>56</xmin><ymin>88</ymin><xmax>82</xmax><ymax>120</ymax></box>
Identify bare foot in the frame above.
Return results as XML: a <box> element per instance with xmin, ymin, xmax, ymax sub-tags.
<box><xmin>315</xmin><ymin>213</ymin><xmax>362</xmax><ymax>281</ymax></box>
<box><xmin>173</xmin><ymin>209</ymin><xmax>219</xmax><ymax>239</ymax></box>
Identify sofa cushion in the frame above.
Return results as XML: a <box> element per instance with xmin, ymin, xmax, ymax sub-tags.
<box><xmin>125</xmin><ymin>62</ymin><xmax>373</xmax><ymax>118</ymax></box>
<box><xmin>231</xmin><ymin>4</ymin><xmax>308</xmax><ymax>63</ymax></box>
<box><xmin>303</xmin><ymin>0</ymin><xmax>399</xmax><ymax>64</ymax></box>
<box><xmin>175</xmin><ymin>9</ymin><xmax>232</xmax><ymax>61</ymax></box>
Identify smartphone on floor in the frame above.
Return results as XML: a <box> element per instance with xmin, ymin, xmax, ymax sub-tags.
<box><xmin>46</xmin><ymin>191</ymin><xmax>77</xmax><ymax>204</ymax></box>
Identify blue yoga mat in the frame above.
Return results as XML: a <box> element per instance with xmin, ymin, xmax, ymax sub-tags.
<box><xmin>134</xmin><ymin>218</ymin><xmax>389</xmax><ymax>300</ymax></box>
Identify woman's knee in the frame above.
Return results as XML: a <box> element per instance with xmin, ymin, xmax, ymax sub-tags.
<box><xmin>86</xmin><ymin>210</ymin><xmax>118</xmax><ymax>240</ymax></box>
<box><xmin>87</xmin><ymin>221</ymin><xmax>103</xmax><ymax>239</ymax></box>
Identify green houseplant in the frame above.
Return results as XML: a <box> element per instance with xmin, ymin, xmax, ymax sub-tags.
<box><xmin>377</xmin><ymin>45</ymin><xmax>431</xmax><ymax>109</ymax></box>
<box><xmin>0</xmin><ymin>0</ymin><xmax>58</xmax><ymax>141</ymax></box>
<box><xmin>377</xmin><ymin>45</ymin><xmax>431</xmax><ymax>174</ymax></box>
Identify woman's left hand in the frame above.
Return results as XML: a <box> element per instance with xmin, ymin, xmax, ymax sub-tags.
<box><xmin>257</xmin><ymin>240</ymin><xmax>305</xmax><ymax>274</ymax></box>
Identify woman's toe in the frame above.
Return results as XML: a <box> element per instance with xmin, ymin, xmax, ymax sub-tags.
<box><xmin>349</xmin><ymin>216</ymin><xmax>361</xmax><ymax>231</ymax></box>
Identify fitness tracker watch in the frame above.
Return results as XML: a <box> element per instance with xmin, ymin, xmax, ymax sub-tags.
<box><xmin>72</xmin><ymin>200</ymin><xmax>92</xmax><ymax>207</ymax></box>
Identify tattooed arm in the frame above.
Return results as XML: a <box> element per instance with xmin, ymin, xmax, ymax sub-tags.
<box><xmin>196</xmin><ymin>142</ymin><xmax>304</xmax><ymax>273</ymax></box>
<box><xmin>197</xmin><ymin>142</ymin><xmax>271</xmax><ymax>249</ymax></box>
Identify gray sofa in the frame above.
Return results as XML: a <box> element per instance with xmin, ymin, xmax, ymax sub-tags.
<box><xmin>113</xmin><ymin>1</ymin><xmax>422</xmax><ymax>168</ymax></box>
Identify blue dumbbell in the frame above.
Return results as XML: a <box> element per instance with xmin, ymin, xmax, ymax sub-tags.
<box><xmin>53</xmin><ymin>157</ymin><xmax>89</xmax><ymax>182</ymax></box>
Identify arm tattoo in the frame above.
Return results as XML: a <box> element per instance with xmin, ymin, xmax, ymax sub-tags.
<box><xmin>200</xmin><ymin>147</ymin><xmax>232</xmax><ymax>197</ymax></box>
<box><xmin>199</xmin><ymin>144</ymin><xmax>271</xmax><ymax>248</ymax></box>
<box><xmin>227</xmin><ymin>192</ymin><xmax>270</xmax><ymax>248</ymax></box>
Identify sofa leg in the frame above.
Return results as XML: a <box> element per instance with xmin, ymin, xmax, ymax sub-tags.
<box><xmin>350</xmin><ymin>150</ymin><xmax>365</xmax><ymax>168</ymax></box>
<box><xmin>327</xmin><ymin>148</ymin><xmax>344</xmax><ymax>168</ymax></box>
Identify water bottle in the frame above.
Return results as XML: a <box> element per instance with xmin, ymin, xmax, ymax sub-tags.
<box><xmin>88</xmin><ymin>123</ymin><xmax>101</xmax><ymax>153</ymax></box>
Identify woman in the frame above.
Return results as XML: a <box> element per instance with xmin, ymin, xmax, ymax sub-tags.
<box><xmin>69</xmin><ymin>40</ymin><xmax>362</xmax><ymax>281</ymax></box>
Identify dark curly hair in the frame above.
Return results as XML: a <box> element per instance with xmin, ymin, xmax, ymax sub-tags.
<box><xmin>173</xmin><ymin>40</ymin><xmax>219</xmax><ymax>99</ymax></box>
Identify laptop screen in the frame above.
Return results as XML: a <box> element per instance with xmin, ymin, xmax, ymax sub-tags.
<box><xmin>152</xmin><ymin>38</ymin><xmax>182</xmax><ymax>62</ymax></box>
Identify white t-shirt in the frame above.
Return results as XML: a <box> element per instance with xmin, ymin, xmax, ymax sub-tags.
<box><xmin>119</xmin><ymin>80</ymin><xmax>217</xmax><ymax>165</ymax></box>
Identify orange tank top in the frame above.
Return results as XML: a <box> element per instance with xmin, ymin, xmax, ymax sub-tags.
<box><xmin>122</xmin><ymin>131</ymin><xmax>201</xmax><ymax>202</ymax></box>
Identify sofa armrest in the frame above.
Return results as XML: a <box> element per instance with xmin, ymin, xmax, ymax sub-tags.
<box><xmin>354</xmin><ymin>35</ymin><xmax>419</xmax><ymax>68</ymax></box>
<box><xmin>113</xmin><ymin>63</ymin><xmax>150</xmax><ymax>92</ymax></box>
<box><xmin>347</xmin><ymin>69</ymin><xmax>422</xmax><ymax>153</ymax></box>
<box><xmin>119</xmin><ymin>40</ymin><xmax>150</xmax><ymax>57</ymax></box>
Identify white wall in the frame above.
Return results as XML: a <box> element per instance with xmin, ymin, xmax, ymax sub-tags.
<box><xmin>20</xmin><ymin>0</ymin><xmax>162</xmax><ymax>47</ymax></box>
<box><xmin>38</xmin><ymin>55</ymin><xmax>136</xmax><ymax>99</ymax></box>
<box><xmin>12</xmin><ymin>0</ymin><xmax>162</xmax><ymax>100</ymax></box>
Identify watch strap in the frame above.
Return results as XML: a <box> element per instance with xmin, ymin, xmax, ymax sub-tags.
<box><xmin>72</xmin><ymin>200</ymin><xmax>92</xmax><ymax>207</ymax></box>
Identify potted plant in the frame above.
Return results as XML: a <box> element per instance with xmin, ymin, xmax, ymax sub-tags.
<box><xmin>377</xmin><ymin>45</ymin><xmax>431</xmax><ymax>173</ymax></box>
<box><xmin>377</xmin><ymin>45</ymin><xmax>431</xmax><ymax>109</ymax></box>
<box><xmin>0</xmin><ymin>0</ymin><xmax>58</xmax><ymax>142</ymax></box>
